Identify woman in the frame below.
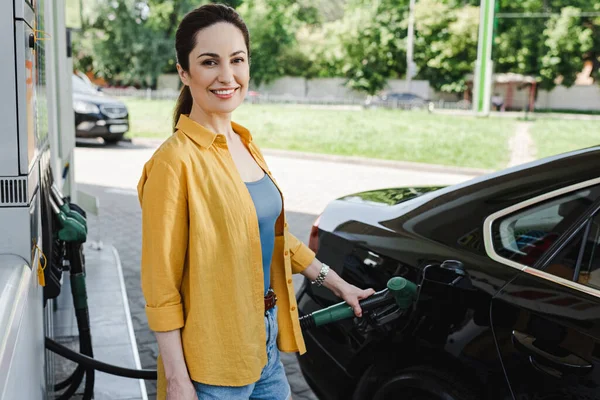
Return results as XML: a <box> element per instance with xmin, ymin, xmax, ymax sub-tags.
<box><xmin>137</xmin><ymin>4</ymin><xmax>375</xmax><ymax>400</ymax></box>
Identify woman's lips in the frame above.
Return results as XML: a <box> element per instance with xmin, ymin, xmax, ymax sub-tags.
<box><xmin>210</xmin><ymin>87</ymin><xmax>239</xmax><ymax>99</ymax></box>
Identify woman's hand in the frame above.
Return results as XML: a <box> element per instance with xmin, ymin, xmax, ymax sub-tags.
<box><xmin>166</xmin><ymin>376</ymin><xmax>198</xmax><ymax>400</ymax></box>
<box><xmin>301</xmin><ymin>259</ymin><xmax>376</xmax><ymax>317</ymax></box>
<box><xmin>336</xmin><ymin>282</ymin><xmax>376</xmax><ymax>317</ymax></box>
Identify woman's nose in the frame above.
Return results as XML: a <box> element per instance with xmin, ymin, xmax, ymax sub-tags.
<box><xmin>218</xmin><ymin>64</ymin><xmax>234</xmax><ymax>84</ymax></box>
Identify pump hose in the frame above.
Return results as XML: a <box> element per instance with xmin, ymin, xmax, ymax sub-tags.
<box><xmin>76</xmin><ymin>307</ymin><xmax>95</xmax><ymax>400</ymax></box>
<box><xmin>46</xmin><ymin>337</ymin><xmax>158</xmax><ymax>380</ymax></box>
<box><xmin>55</xmin><ymin>366</ymin><xmax>85</xmax><ymax>400</ymax></box>
<box><xmin>52</xmin><ymin>243</ymin><xmax>97</xmax><ymax>399</ymax></box>
<box><xmin>54</xmin><ymin>367</ymin><xmax>80</xmax><ymax>391</ymax></box>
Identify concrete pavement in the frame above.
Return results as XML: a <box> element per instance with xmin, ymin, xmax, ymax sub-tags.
<box><xmin>74</xmin><ymin>139</ymin><xmax>481</xmax><ymax>399</ymax></box>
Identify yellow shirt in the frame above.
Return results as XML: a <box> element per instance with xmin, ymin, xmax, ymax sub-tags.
<box><xmin>137</xmin><ymin>114</ymin><xmax>315</xmax><ymax>396</ymax></box>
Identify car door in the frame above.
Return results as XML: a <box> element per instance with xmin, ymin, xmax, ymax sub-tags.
<box><xmin>487</xmin><ymin>180</ymin><xmax>600</xmax><ymax>399</ymax></box>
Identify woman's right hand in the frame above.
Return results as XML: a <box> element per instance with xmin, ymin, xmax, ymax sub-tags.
<box><xmin>166</xmin><ymin>376</ymin><xmax>198</xmax><ymax>400</ymax></box>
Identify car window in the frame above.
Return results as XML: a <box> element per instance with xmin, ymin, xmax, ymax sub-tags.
<box><xmin>543</xmin><ymin>212</ymin><xmax>600</xmax><ymax>290</ymax></box>
<box><xmin>581</xmin><ymin>215</ymin><xmax>600</xmax><ymax>290</ymax></box>
<box><xmin>491</xmin><ymin>184</ymin><xmax>600</xmax><ymax>268</ymax></box>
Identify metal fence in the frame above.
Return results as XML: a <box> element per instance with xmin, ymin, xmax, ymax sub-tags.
<box><xmin>101</xmin><ymin>88</ymin><xmax>472</xmax><ymax>110</ymax></box>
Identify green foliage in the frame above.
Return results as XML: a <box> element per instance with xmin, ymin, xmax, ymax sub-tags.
<box><xmin>294</xmin><ymin>22</ymin><xmax>345</xmax><ymax>78</ymax></box>
<box><xmin>238</xmin><ymin>0</ymin><xmax>301</xmax><ymax>87</ymax></box>
<box><xmin>540</xmin><ymin>7</ymin><xmax>594</xmax><ymax>89</ymax></box>
<box><xmin>74</xmin><ymin>0</ymin><xmax>204</xmax><ymax>87</ymax></box>
<box><xmin>413</xmin><ymin>0</ymin><xmax>479</xmax><ymax>92</ymax></box>
<box><xmin>334</xmin><ymin>0</ymin><xmax>409</xmax><ymax>94</ymax></box>
<box><xmin>494</xmin><ymin>0</ymin><xmax>599</xmax><ymax>90</ymax></box>
<box><xmin>72</xmin><ymin>0</ymin><xmax>600</xmax><ymax>94</ymax></box>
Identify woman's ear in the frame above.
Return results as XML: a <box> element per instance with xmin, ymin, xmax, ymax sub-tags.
<box><xmin>176</xmin><ymin>64</ymin><xmax>190</xmax><ymax>87</ymax></box>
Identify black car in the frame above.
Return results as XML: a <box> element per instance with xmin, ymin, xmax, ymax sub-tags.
<box><xmin>72</xmin><ymin>75</ymin><xmax>129</xmax><ymax>144</ymax></box>
<box><xmin>297</xmin><ymin>147</ymin><xmax>600</xmax><ymax>400</ymax></box>
<box><xmin>364</xmin><ymin>92</ymin><xmax>427</xmax><ymax>110</ymax></box>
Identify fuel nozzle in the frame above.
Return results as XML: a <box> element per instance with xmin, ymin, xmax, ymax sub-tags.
<box><xmin>50</xmin><ymin>197</ymin><xmax>87</xmax><ymax>243</ymax></box>
<box><xmin>299</xmin><ymin>277</ymin><xmax>417</xmax><ymax>331</ymax></box>
<box><xmin>51</xmin><ymin>185</ymin><xmax>88</xmax><ymax>232</ymax></box>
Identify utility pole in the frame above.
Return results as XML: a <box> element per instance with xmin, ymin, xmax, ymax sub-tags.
<box><xmin>473</xmin><ymin>0</ymin><xmax>495</xmax><ymax>115</ymax></box>
<box><xmin>406</xmin><ymin>0</ymin><xmax>416</xmax><ymax>94</ymax></box>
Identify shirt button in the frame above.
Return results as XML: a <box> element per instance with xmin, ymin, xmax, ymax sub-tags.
<box><xmin>284</xmin><ymin>251</ymin><xmax>289</xmax><ymax>256</ymax></box>
<box><xmin>287</xmin><ymin>279</ymin><xmax>292</xmax><ymax>284</ymax></box>
<box><xmin>291</xmin><ymin>306</ymin><xmax>296</xmax><ymax>311</ymax></box>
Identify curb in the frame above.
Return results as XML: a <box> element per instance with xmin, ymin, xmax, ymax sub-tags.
<box><xmin>260</xmin><ymin>148</ymin><xmax>492</xmax><ymax>176</ymax></box>
<box><xmin>111</xmin><ymin>244</ymin><xmax>149</xmax><ymax>400</ymax></box>
<box><xmin>432</xmin><ymin>109</ymin><xmax>600</xmax><ymax>121</ymax></box>
<box><xmin>131</xmin><ymin>138</ymin><xmax>491</xmax><ymax>176</ymax></box>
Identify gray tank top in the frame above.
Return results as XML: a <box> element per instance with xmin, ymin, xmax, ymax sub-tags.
<box><xmin>244</xmin><ymin>174</ymin><xmax>282</xmax><ymax>294</ymax></box>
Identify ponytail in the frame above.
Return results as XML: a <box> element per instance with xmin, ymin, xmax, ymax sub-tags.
<box><xmin>173</xmin><ymin>85</ymin><xmax>193</xmax><ymax>132</ymax></box>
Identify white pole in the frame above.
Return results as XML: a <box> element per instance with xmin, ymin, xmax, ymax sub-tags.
<box><xmin>406</xmin><ymin>0</ymin><xmax>416</xmax><ymax>94</ymax></box>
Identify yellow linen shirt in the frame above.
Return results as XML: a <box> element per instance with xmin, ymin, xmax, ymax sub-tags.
<box><xmin>137</xmin><ymin>114</ymin><xmax>316</xmax><ymax>397</ymax></box>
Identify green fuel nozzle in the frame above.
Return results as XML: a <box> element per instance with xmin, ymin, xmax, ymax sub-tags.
<box><xmin>299</xmin><ymin>276</ymin><xmax>417</xmax><ymax>331</ymax></box>
<box><xmin>51</xmin><ymin>185</ymin><xmax>87</xmax><ymax>232</ymax></box>
<box><xmin>50</xmin><ymin>197</ymin><xmax>87</xmax><ymax>243</ymax></box>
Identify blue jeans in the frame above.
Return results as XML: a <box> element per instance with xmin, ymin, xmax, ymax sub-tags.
<box><xmin>193</xmin><ymin>306</ymin><xmax>292</xmax><ymax>400</ymax></box>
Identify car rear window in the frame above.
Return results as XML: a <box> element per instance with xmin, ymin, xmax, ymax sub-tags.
<box><xmin>491</xmin><ymin>184</ymin><xmax>600</xmax><ymax>268</ymax></box>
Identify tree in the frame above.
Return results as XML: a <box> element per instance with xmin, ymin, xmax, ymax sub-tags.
<box><xmin>336</xmin><ymin>0</ymin><xmax>409</xmax><ymax>95</ymax></box>
<box><xmin>74</xmin><ymin>0</ymin><xmax>199</xmax><ymax>87</ymax></box>
<box><xmin>540</xmin><ymin>7</ymin><xmax>594</xmax><ymax>89</ymax></box>
<box><xmin>238</xmin><ymin>0</ymin><xmax>321</xmax><ymax>87</ymax></box>
<box><xmin>74</xmin><ymin>0</ymin><xmax>236</xmax><ymax>87</ymax></box>
<box><xmin>494</xmin><ymin>0</ymin><xmax>599</xmax><ymax>90</ymax></box>
<box><xmin>413</xmin><ymin>0</ymin><xmax>479</xmax><ymax>92</ymax></box>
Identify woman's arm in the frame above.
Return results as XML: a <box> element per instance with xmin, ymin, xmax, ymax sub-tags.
<box><xmin>138</xmin><ymin>160</ymin><xmax>196</xmax><ymax>399</ymax></box>
<box><xmin>155</xmin><ymin>330</ymin><xmax>197</xmax><ymax>399</ymax></box>
<box><xmin>300</xmin><ymin>258</ymin><xmax>375</xmax><ymax>317</ymax></box>
<box><xmin>155</xmin><ymin>330</ymin><xmax>190</xmax><ymax>380</ymax></box>
<box><xmin>285</xmin><ymin>230</ymin><xmax>375</xmax><ymax>315</ymax></box>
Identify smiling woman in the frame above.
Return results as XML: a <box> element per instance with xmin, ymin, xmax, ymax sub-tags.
<box><xmin>137</xmin><ymin>4</ymin><xmax>374</xmax><ymax>400</ymax></box>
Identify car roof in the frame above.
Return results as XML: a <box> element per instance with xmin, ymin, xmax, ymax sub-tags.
<box><xmin>380</xmin><ymin>146</ymin><xmax>600</xmax><ymax>243</ymax></box>
<box><xmin>454</xmin><ymin>145</ymin><xmax>600</xmax><ymax>201</ymax></box>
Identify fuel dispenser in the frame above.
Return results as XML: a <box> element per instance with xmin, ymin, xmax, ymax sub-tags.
<box><xmin>0</xmin><ymin>0</ymin><xmax>53</xmax><ymax>398</ymax></box>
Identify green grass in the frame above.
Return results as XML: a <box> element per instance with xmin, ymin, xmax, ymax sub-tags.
<box><xmin>123</xmin><ymin>98</ymin><xmax>514</xmax><ymax>169</ymax></box>
<box><xmin>125</xmin><ymin>98</ymin><xmax>176</xmax><ymax>138</ymax></box>
<box><xmin>529</xmin><ymin>119</ymin><xmax>600</xmax><ymax>160</ymax></box>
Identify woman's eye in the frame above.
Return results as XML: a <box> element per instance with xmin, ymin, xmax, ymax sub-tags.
<box><xmin>202</xmin><ymin>60</ymin><xmax>217</xmax><ymax>66</ymax></box>
<box><xmin>232</xmin><ymin>58</ymin><xmax>245</xmax><ymax>64</ymax></box>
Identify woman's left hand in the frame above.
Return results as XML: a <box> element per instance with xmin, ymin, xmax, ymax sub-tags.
<box><xmin>337</xmin><ymin>283</ymin><xmax>376</xmax><ymax>318</ymax></box>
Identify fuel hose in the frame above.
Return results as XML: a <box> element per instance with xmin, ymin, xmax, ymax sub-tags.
<box><xmin>46</xmin><ymin>337</ymin><xmax>158</xmax><ymax>380</ymax></box>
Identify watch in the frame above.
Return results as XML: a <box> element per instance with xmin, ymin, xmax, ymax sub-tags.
<box><xmin>311</xmin><ymin>263</ymin><xmax>330</xmax><ymax>287</ymax></box>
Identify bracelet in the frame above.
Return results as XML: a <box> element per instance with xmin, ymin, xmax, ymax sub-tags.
<box><xmin>311</xmin><ymin>263</ymin><xmax>330</xmax><ymax>287</ymax></box>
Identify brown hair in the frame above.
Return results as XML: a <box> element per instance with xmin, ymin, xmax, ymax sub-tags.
<box><xmin>173</xmin><ymin>3</ymin><xmax>250</xmax><ymax>131</ymax></box>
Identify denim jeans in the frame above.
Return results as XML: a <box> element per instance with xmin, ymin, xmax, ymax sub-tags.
<box><xmin>193</xmin><ymin>306</ymin><xmax>292</xmax><ymax>400</ymax></box>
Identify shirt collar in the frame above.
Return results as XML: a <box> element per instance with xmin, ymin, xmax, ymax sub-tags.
<box><xmin>176</xmin><ymin>114</ymin><xmax>253</xmax><ymax>148</ymax></box>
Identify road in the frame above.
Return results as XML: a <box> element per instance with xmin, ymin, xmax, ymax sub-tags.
<box><xmin>74</xmin><ymin>138</ymin><xmax>480</xmax><ymax>399</ymax></box>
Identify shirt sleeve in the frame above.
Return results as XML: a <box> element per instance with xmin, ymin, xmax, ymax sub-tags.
<box><xmin>138</xmin><ymin>160</ymin><xmax>188</xmax><ymax>332</ymax></box>
<box><xmin>286</xmin><ymin>231</ymin><xmax>316</xmax><ymax>274</ymax></box>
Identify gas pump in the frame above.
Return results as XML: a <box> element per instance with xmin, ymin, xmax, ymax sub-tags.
<box><xmin>0</xmin><ymin>0</ymin><xmax>53</xmax><ymax>398</ymax></box>
<box><xmin>0</xmin><ymin>0</ymin><xmax>83</xmax><ymax>398</ymax></box>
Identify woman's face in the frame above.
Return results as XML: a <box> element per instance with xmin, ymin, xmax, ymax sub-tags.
<box><xmin>177</xmin><ymin>22</ymin><xmax>249</xmax><ymax>115</ymax></box>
